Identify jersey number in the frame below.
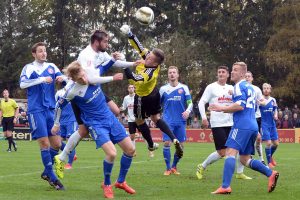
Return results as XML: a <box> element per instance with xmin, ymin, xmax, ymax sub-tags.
<box><xmin>246</xmin><ymin>89</ymin><xmax>256</xmax><ymax>109</ymax></box>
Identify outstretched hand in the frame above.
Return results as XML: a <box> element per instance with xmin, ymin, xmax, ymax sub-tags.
<box><xmin>120</xmin><ymin>24</ymin><xmax>131</xmax><ymax>35</ymax></box>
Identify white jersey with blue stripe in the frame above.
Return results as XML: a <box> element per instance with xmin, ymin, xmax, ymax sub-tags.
<box><xmin>159</xmin><ymin>83</ymin><xmax>191</xmax><ymax>124</ymax></box>
<box><xmin>259</xmin><ymin>97</ymin><xmax>277</xmax><ymax>128</ymax></box>
<box><xmin>56</xmin><ymin>81</ymin><xmax>113</xmax><ymax>127</ymax></box>
<box><xmin>232</xmin><ymin>80</ymin><xmax>258</xmax><ymax>130</ymax></box>
<box><xmin>77</xmin><ymin>45</ymin><xmax>133</xmax><ymax>75</ymax></box>
<box><xmin>20</xmin><ymin>61</ymin><xmax>62</xmax><ymax>114</ymax></box>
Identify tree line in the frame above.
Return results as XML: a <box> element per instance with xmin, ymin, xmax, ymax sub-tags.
<box><xmin>0</xmin><ymin>0</ymin><xmax>299</xmax><ymax>107</ymax></box>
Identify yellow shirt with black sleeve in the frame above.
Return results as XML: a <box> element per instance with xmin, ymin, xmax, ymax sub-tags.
<box><xmin>124</xmin><ymin>33</ymin><xmax>160</xmax><ymax>97</ymax></box>
<box><xmin>0</xmin><ymin>99</ymin><xmax>18</xmax><ymax>117</ymax></box>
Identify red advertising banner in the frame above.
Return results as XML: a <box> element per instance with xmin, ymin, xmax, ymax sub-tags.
<box><xmin>135</xmin><ymin>128</ymin><xmax>295</xmax><ymax>143</ymax></box>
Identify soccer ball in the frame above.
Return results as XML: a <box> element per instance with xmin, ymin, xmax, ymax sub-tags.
<box><xmin>135</xmin><ymin>7</ymin><xmax>154</xmax><ymax>25</ymax></box>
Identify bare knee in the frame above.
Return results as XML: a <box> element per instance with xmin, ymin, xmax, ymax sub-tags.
<box><xmin>106</xmin><ymin>150</ymin><xmax>117</xmax><ymax>162</ymax></box>
<box><xmin>124</xmin><ymin>146</ymin><xmax>135</xmax><ymax>157</ymax></box>
<box><xmin>217</xmin><ymin>149</ymin><xmax>226</xmax><ymax>157</ymax></box>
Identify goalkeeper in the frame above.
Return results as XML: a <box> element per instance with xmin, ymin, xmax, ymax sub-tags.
<box><xmin>120</xmin><ymin>25</ymin><xmax>183</xmax><ymax>158</ymax></box>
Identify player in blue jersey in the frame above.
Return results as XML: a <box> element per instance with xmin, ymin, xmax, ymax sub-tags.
<box><xmin>209</xmin><ymin>62</ymin><xmax>279</xmax><ymax>194</ymax></box>
<box><xmin>52</xmin><ymin>61</ymin><xmax>135</xmax><ymax>199</ymax></box>
<box><xmin>159</xmin><ymin>66</ymin><xmax>193</xmax><ymax>175</ymax></box>
<box><xmin>55</xmin><ymin>88</ymin><xmax>78</xmax><ymax>169</ymax></box>
<box><xmin>259</xmin><ymin>83</ymin><xmax>279</xmax><ymax>169</ymax></box>
<box><xmin>19</xmin><ymin>42</ymin><xmax>64</xmax><ymax>190</ymax></box>
<box><xmin>54</xmin><ymin>30</ymin><xmax>136</xmax><ymax>167</ymax></box>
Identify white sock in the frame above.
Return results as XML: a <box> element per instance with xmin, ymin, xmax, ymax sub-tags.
<box><xmin>258</xmin><ymin>143</ymin><xmax>264</xmax><ymax>161</ymax></box>
<box><xmin>201</xmin><ymin>151</ymin><xmax>222</xmax><ymax>169</ymax></box>
<box><xmin>59</xmin><ymin>130</ymin><xmax>81</xmax><ymax>162</ymax></box>
<box><xmin>236</xmin><ymin>153</ymin><xmax>245</xmax><ymax>174</ymax></box>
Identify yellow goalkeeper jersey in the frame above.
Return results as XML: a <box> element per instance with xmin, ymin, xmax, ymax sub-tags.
<box><xmin>126</xmin><ymin>34</ymin><xmax>160</xmax><ymax>96</ymax></box>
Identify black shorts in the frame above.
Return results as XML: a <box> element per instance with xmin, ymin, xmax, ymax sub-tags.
<box><xmin>134</xmin><ymin>87</ymin><xmax>161</xmax><ymax>119</ymax></box>
<box><xmin>256</xmin><ymin>117</ymin><xmax>261</xmax><ymax>133</ymax></box>
<box><xmin>128</xmin><ymin>122</ymin><xmax>140</xmax><ymax>134</ymax></box>
<box><xmin>71</xmin><ymin>93</ymin><xmax>112</xmax><ymax>125</ymax></box>
<box><xmin>2</xmin><ymin>117</ymin><xmax>14</xmax><ymax>131</ymax></box>
<box><xmin>211</xmin><ymin>126</ymin><xmax>231</xmax><ymax>150</ymax></box>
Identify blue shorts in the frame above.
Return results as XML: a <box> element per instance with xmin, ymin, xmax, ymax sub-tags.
<box><xmin>88</xmin><ymin>116</ymin><xmax>128</xmax><ymax>148</ymax></box>
<box><xmin>163</xmin><ymin>122</ymin><xmax>186</xmax><ymax>143</ymax></box>
<box><xmin>60</xmin><ymin>121</ymin><xmax>78</xmax><ymax>139</ymax></box>
<box><xmin>225</xmin><ymin>128</ymin><xmax>258</xmax><ymax>155</ymax></box>
<box><xmin>261</xmin><ymin>126</ymin><xmax>278</xmax><ymax>141</ymax></box>
<box><xmin>28</xmin><ymin>110</ymin><xmax>55</xmax><ymax>140</ymax></box>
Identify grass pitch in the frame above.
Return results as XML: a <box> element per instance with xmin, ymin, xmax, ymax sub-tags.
<box><xmin>0</xmin><ymin>141</ymin><xmax>299</xmax><ymax>200</ymax></box>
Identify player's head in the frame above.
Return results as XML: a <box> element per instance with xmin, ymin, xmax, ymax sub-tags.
<box><xmin>2</xmin><ymin>89</ymin><xmax>9</xmax><ymax>99</ymax></box>
<box><xmin>91</xmin><ymin>30</ymin><xmax>109</xmax><ymax>52</ymax></box>
<box><xmin>168</xmin><ymin>66</ymin><xmax>179</xmax><ymax>82</ymax></box>
<box><xmin>145</xmin><ymin>48</ymin><xmax>164</xmax><ymax>67</ymax></box>
<box><xmin>262</xmin><ymin>83</ymin><xmax>272</xmax><ymax>96</ymax></box>
<box><xmin>231</xmin><ymin>62</ymin><xmax>247</xmax><ymax>83</ymax></box>
<box><xmin>66</xmin><ymin>61</ymin><xmax>88</xmax><ymax>85</ymax></box>
<box><xmin>245</xmin><ymin>71</ymin><xmax>253</xmax><ymax>83</ymax></box>
<box><xmin>217</xmin><ymin>65</ymin><xmax>229</xmax><ymax>83</ymax></box>
<box><xmin>128</xmin><ymin>84</ymin><xmax>135</xmax><ymax>94</ymax></box>
<box><xmin>32</xmin><ymin>42</ymin><xmax>47</xmax><ymax>63</ymax></box>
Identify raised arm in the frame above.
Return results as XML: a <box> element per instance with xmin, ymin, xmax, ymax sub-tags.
<box><xmin>120</xmin><ymin>25</ymin><xmax>150</xmax><ymax>59</ymax></box>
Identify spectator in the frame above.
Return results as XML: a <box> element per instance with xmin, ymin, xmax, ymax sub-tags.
<box><xmin>292</xmin><ymin>113</ymin><xmax>300</xmax><ymax>128</ymax></box>
<box><xmin>292</xmin><ymin>104</ymin><xmax>300</xmax><ymax>115</ymax></box>
<box><xmin>190</xmin><ymin>117</ymin><xmax>201</xmax><ymax>129</ymax></box>
<box><xmin>283</xmin><ymin>106</ymin><xmax>292</xmax><ymax>119</ymax></box>
<box><xmin>276</xmin><ymin>111</ymin><xmax>283</xmax><ymax>129</ymax></box>
<box><xmin>18</xmin><ymin>111</ymin><xmax>29</xmax><ymax>126</ymax></box>
<box><xmin>281</xmin><ymin>114</ymin><xmax>293</xmax><ymax>128</ymax></box>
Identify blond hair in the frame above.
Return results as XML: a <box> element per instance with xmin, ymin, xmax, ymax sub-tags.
<box><xmin>233</xmin><ymin>62</ymin><xmax>247</xmax><ymax>73</ymax></box>
<box><xmin>65</xmin><ymin>61</ymin><xmax>83</xmax><ymax>80</ymax></box>
<box><xmin>262</xmin><ymin>83</ymin><xmax>272</xmax><ymax>89</ymax></box>
<box><xmin>168</xmin><ymin>66</ymin><xmax>179</xmax><ymax>72</ymax></box>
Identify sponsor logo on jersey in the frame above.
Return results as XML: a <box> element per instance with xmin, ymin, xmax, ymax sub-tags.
<box><xmin>217</xmin><ymin>95</ymin><xmax>232</xmax><ymax>103</ymax></box>
<box><xmin>48</xmin><ymin>68</ymin><xmax>54</xmax><ymax>74</ymax></box>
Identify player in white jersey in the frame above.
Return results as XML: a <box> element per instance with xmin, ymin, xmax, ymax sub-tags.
<box><xmin>259</xmin><ymin>83</ymin><xmax>279</xmax><ymax>169</ymax></box>
<box><xmin>120</xmin><ymin>85</ymin><xmax>139</xmax><ymax>153</ymax></box>
<box><xmin>210</xmin><ymin>62</ymin><xmax>279</xmax><ymax>194</ymax></box>
<box><xmin>196</xmin><ymin>66</ymin><xmax>251</xmax><ymax>180</ymax></box>
<box><xmin>20</xmin><ymin>42</ymin><xmax>64</xmax><ymax>190</ymax></box>
<box><xmin>54</xmin><ymin>30</ymin><xmax>136</xmax><ymax>169</ymax></box>
<box><xmin>159</xmin><ymin>66</ymin><xmax>193</xmax><ymax>175</ymax></box>
<box><xmin>52</xmin><ymin>61</ymin><xmax>135</xmax><ymax>198</ymax></box>
<box><xmin>245</xmin><ymin>71</ymin><xmax>266</xmax><ymax>165</ymax></box>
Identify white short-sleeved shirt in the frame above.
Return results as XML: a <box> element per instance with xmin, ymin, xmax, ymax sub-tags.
<box><xmin>252</xmin><ymin>84</ymin><xmax>263</xmax><ymax>118</ymax></box>
<box><xmin>199</xmin><ymin>82</ymin><xmax>233</xmax><ymax>128</ymax></box>
<box><xmin>121</xmin><ymin>94</ymin><xmax>135</xmax><ymax>122</ymax></box>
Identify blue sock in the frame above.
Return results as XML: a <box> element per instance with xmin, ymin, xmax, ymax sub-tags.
<box><xmin>68</xmin><ymin>149</ymin><xmax>76</xmax><ymax>165</ymax></box>
<box><xmin>171</xmin><ymin>153</ymin><xmax>181</xmax><ymax>169</ymax></box>
<box><xmin>249</xmin><ymin>159</ymin><xmax>272</xmax><ymax>177</ymax></box>
<box><xmin>103</xmin><ymin>160</ymin><xmax>114</xmax><ymax>185</ymax></box>
<box><xmin>222</xmin><ymin>156</ymin><xmax>235</xmax><ymax>188</ymax></box>
<box><xmin>265</xmin><ymin>147</ymin><xmax>271</xmax><ymax>164</ymax></box>
<box><xmin>117</xmin><ymin>154</ymin><xmax>133</xmax><ymax>183</ymax></box>
<box><xmin>163</xmin><ymin>146</ymin><xmax>171</xmax><ymax>170</ymax></box>
<box><xmin>41</xmin><ymin>148</ymin><xmax>57</xmax><ymax>182</ymax></box>
<box><xmin>271</xmin><ymin>145</ymin><xmax>277</xmax><ymax>157</ymax></box>
<box><xmin>60</xmin><ymin>141</ymin><xmax>66</xmax><ymax>151</ymax></box>
<box><xmin>50</xmin><ymin>147</ymin><xmax>59</xmax><ymax>164</ymax></box>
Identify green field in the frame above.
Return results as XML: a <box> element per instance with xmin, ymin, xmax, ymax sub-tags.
<box><xmin>0</xmin><ymin>141</ymin><xmax>299</xmax><ymax>200</ymax></box>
